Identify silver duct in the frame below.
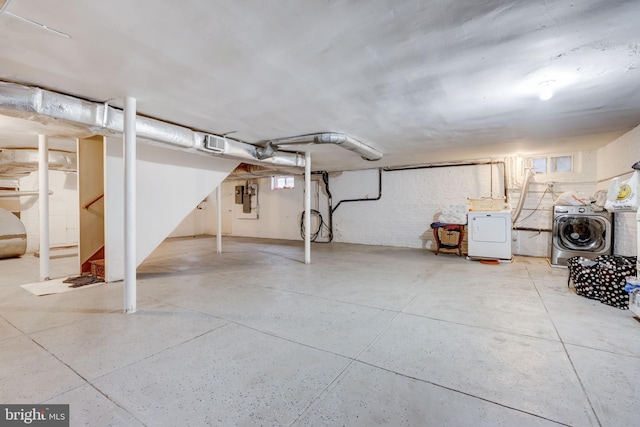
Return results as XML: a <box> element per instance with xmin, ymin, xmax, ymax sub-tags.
<box><xmin>0</xmin><ymin>148</ymin><xmax>76</xmax><ymax>178</ymax></box>
<box><xmin>261</xmin><ymin>132</ymin><xmax>382</xmax><ymax>161</ymax></box>
<box><xmin>0</xmin><ymin>81</ymin><xmax>304</xmax><ymax>168</ymax></box>
<box><xmin>0</xmin><ymin>206</ymin><xmax>27</xmax><ymax>259</ymax></box>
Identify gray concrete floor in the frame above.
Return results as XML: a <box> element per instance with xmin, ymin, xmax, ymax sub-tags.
<box><xmin>0</xmin><ymin>236</ymin><xmax>639</xmax><ymax>426</ymax></box>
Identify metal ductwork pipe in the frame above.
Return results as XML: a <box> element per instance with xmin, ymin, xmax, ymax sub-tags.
<box><xmin>314</xmin><ymin>132</ymin><xmax>382</xmax><ymax>161</ymax></box>
<box><xmin>0</xmin><ymin>148</ymin><xmax>76</xmax><ymax>179</ymax></box>
<box><xmin>0</xmin><ymin>207</ymin><xmax>27</xmax><ymax>259</ymax></box>
<box><xmin>0</xmin><ymin>81</ymin><xmax>304</xmax><ymax>168</ymax></box>
<box><xmin>265</xmin><ymin>132</ymin><xmax>383</xmax><ymax>162</ymax></box>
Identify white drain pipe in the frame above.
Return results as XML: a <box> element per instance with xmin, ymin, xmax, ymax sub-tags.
<box><xmin>512</xmin><ymin>168</ymin><xmax>534</xmax><ymax>224</ymax></box>
<box><xmin>124</xmin><ymin>97</ymin><xmax>137</xmax><ymax>314</ymax></box>
<box><xmin>38</xmin><ymin>134</ymin><xmax>49</xmax><ymax>281</ymax></box>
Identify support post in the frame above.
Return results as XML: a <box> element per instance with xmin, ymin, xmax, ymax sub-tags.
<box><xmin>305</xmin><ymin>151</ymin><xmax>311</xmax><ymax>264</ymax></box>
<box><xmin>124</xmin><ymin>97</ymin><xmax>137</xmax><ymax>313</ymax></box>
<box><xmin>216</xmin><ymin>185</ymin><xmax>222</xmax><ymax>254</ymax></box>
<box><xmin>38</xmin><ymin>135</ymin><xmax>50</xmax><ymax>281</ymax></box>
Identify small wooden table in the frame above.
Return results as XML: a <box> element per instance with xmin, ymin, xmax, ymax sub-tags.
<box><xmin>431</xmin><ymin>223</ymin><xmax>465</xmax><ymax>256</ymax></box>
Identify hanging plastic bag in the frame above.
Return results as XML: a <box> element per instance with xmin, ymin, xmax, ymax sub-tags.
<box><xmin>604</xmin><ymin>170</ymin><xmax>639</xmax><ymax>212</ymax></box>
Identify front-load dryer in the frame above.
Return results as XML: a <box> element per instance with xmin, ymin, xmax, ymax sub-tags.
<box><xmin>468</xmin><ymin>210</ymin><xmax>513</xmax><ymax>260</ymax></box>
<box><xmin>550</xmin><ymin>205</ymin><xmax>613</xmax><ymax>266</ymax></box>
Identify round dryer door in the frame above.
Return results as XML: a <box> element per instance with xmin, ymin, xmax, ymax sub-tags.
<box><xmin>554</xmin><ymin>216</ymin><xmax>608</xmax><ymax>251</ymax></box>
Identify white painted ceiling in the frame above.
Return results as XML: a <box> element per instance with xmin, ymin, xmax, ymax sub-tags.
<box><xmin>1</xmin><ymin>0</ymin><xmax>639</xmax><ymax>171</ymax></box>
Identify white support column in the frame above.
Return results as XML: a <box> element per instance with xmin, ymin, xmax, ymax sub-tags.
<box><xmin>216</xmin><ymin>185</ymin><xmax>222</xmax><ymax>254</ymax></box>
<box><xmin>38</xmin><ymin>135</ymin><xmax>50</xmax><ymax>281</ymax></box>
<box><xmin>124</xmin><ymin>97</ymin><xmax>137</xmax><ymax>314</ymax></box>
<box><xmin>304</xmin><ymin>151</ymin><xmax>311</xmax><ymax>264</ymax></box>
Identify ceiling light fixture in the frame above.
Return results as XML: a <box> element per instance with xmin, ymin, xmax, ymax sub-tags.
<box><xmin>538</xmin><ymin>80</ymin><xmax>555</xmax><ymax>101</ymax></box>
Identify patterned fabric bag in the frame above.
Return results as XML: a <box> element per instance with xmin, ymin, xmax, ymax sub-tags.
<box><xmin>596</xmin><ymin>255</ymin><xmax>637</xmax><ymax>309</ymax></box>
<box><xmin>566</xmin><ymin>256</ymin><xmax>601</xmax><ymax>300</ymax></box>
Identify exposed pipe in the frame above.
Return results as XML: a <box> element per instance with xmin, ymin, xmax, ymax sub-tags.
<box><xmin>513</xmin><ymin>227</ymin><xmax>551</xmax><ymax>232</ymax></box>
<box><xmin>263</xmin><ymin>132</ymin><xmax>383</xmax><ymax>162</ymax></box>
<box><xmin>38</xmin><ymin>134</ymin><xmax>49</xmax><ymax>281</ymax></box>
<box><xmin>512</xmin><ymin>168</ymin><xmax>534</xmax><ymax>224</ymax></box>
<box><xmin>0</xmin><ymin>207</ymin><xmax>26</xmax><ymax>259</ymax></box>
<box><xmin>0</xmin><ymin>148</ymin><xmax>76</xmax><ymax>179</ymax></box>
<box><xmin>124</xmin><ymin>97</ymin><xmax>136</xmax><ymax>314</ymax></box>
<box><xmin>0</xmin><ymin>190</ymin><xmax>52</xmax><ymax>197</ymax></box>
<box><xmin>321</xmin><ymin>161</ymin><xmax>506</xmax><ymax>242</ymax></box>
<box><xmin>0</xmin><ymin>81</ymin><xmax>303</xmax><ymax>168</ymax></box>
<box><xmin>332</xmin><ymin>168</ymin><xmax>383</xmax><ymax>214</ymax></box>
<box><xmin>382</xmin><ymin>160</ymin><xmax>507</xmax><ymax>205</ymax></box>
<box><xmin>382</xmin><ymin>159</ymin><xmax>503</xmax><ymax>172</ymax></box>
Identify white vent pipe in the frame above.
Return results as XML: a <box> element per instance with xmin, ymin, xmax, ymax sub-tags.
<box><xmin>0</xmin><ymin>81</ymin><xmax>303</xmax><ymax>168</ymax></box>
<box><xmin>261</xmin><ymin>132</ymin><xmax>382</xmax><ymax>162</ymax></box>
<box><xmin>512</xmin><ymin>168</ymin><xmax>534</xmax><ymax>224</ymax></box>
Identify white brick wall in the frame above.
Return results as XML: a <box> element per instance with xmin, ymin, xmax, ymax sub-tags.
<box><xmin>613</xmin><ymin>211</ymin><xmax>637</xmax><ymax>257</ymax></box>
<box><xmin>330</xmin><ymin>164</ymin><xmax>499</xmax><ymax>249</ymax></box>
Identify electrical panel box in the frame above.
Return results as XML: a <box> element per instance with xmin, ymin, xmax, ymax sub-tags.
<box><xmin>243</xmin><ymin>184</ymin><xmax>257</xmax><ymax>213</ymax></box>
<box><xmin>243</xmin><ymin>191</ymin><xmax>251</xmax><ymax>213</ymax></box>
<box><xmin>234</xmin><ymin>183</ymin><xmax>259</xmax><ymax>219</ymax></box>
<box><xmin>235</xmin><ymin>185</ymin><xmax>244</xmax><ymax>204</ymax></box>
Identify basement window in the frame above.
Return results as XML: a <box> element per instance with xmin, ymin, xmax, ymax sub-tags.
<box><xmin>271</xmin><ymin>176</ymin><xmax>295</xmax><ymax>190</ymax></box>
<box><xmin>527</xmin><ymin>155</ymin><xmax>573</xmax><ymax>174</ymax></box>
<box><xmin>551</xmin><ymin>155</ymin><xmax>572</xmax><ymax>173</ymax></box>
<box><xmin>531</xmin><ymin>157</ymin><xmax>547</xmax><ymax>174</ymax></box>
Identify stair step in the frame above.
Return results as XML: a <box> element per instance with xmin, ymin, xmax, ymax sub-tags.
<box><xmin>90</xmin><ymin>259</ymin><xmax>105</xmax><ymax>278</ymax></box>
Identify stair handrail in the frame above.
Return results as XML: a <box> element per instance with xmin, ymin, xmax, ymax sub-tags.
<box><xmin>82</xmin><ymin>193</ymin><xmax>104</xmax><ymax>210</ymax></box>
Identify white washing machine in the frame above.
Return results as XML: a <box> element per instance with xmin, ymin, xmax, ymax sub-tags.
<box><xmin>467</xmin><ymin>210</ymin><xmax>513</xmax><ymax>260</ymax></box>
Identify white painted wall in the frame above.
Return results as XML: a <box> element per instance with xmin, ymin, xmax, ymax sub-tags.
<box><xmin>204</xmin><ymin>149</ymin><xmax>609</xmax><ymax>258</ymax></box>
<box><xmin>19</xmin><ymin>170</ymin><xmax>78</xmax><ymax>253</ymax></box>
<box><xmin>168</xmin><ymin>203</ymin><xmax>207</xmax><ymax>238</ymax></box>
<box><xmin>204</xmin><ymin>179</ymin><xmax>305</xmax><ymax>240</ymax></box>
<box><xmin>104</xmin><ymin>137</ymin><xmax>238</xmax><ymax>281</ymax></box>
<box><xmin>596</xmin><ymin>124</ymin><xmax>640</xmax><ymax>257</ymax></box>
<box><xmin>15</xmin><ymin>127</ymin><xmax>635</xmax><ymax>268</ymax></box>
<box><xmin>204</xmin><ymin>163</ymin><xmax>504</xmax><ymax>251</ymax></box>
